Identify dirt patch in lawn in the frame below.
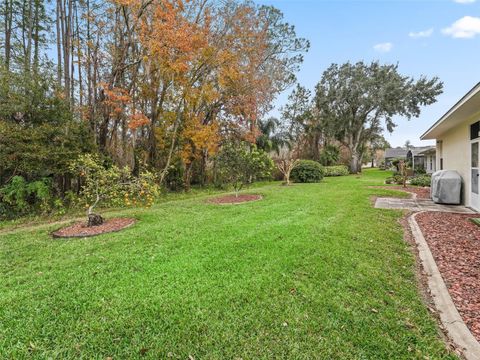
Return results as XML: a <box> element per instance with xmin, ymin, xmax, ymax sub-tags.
<box><xmin>52</xmin><ymin>218</ymin><xmax>136</xmax><ymax>238</ymax></box>
<box><xmin>416</xmin><ymin>211</ymin><xmax>480</xmax><ymax>342</ymax></box>
<box><xmin>208</xmin><ymin>194</ymin><xmax>262</xmax><ymax>205</ymax></box>
<box><xmin>372</xmin><ymin>186</ymin><xmax>431</xmax><ymax>199</ymax></box>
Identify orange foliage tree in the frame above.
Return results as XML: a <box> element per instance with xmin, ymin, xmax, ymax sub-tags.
<box><xmin>82</xmin><ymin>0</ymin><xmax>308</xmax><ymax>188</ymax></box>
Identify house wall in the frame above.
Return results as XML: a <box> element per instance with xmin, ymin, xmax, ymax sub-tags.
<box><xmin>436</xmin><ymin>110</ymin><xmax>480</xmax><ymax>207</ymax></box>
<box><xmin>425</xmin><ymin>155</ymin><xmax>436</xmax><ymax>174</ymax></box>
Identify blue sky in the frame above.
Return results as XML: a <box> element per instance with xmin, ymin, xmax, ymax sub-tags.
<box><xmin>254</xmin><ymin>0</ymin><xmax>480</xmax><ymax>147</ymax></box>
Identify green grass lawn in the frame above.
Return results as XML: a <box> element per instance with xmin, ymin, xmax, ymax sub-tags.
<box><xmin>0</xmin><ymin>169</ymin><xmax>456</xmax><ymax>359</ymax></box>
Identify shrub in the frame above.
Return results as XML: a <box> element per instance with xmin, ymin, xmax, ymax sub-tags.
<box><xmin>410</xmin><ymin>174</ymin><xmax>431</xmax><ymax>187</ymax></box>
<box><xmin>323</xmin><ymin>165</ymin><xmax>349</xmax><ymax>177</ymax></box>
<box><xmin>164</xmin><ymin>160</ymin><xmax>185</xmax><ymax>191</ymax></box>
<box><xmin>215</xmin><ymin>142</ymin><xmax>274</xmax><ymax>196</ymax></box>
<box><xmin>414</xmin><ymin>167</ymin><xmax>426</xmax><ymax>175</ymax></box>
<box><xmin>0</xmin><ymin>176</ymin><xmax>53</xmax><ymax>218</ymax></box>
<box><xmin>319</xmin><ymin>144</ymin><xmax>340</xmax><ymax>166</ymax></box>
<box><xmin>290</xmin><ymin>160</ymin><xmax>324</xmax><ymax>183</ymax></box>
<box><xmin>385</xmin><ymin>175</ymin><xmax>404</xmax><ymax>185</ymax></box>
<box><xmin>70</xmin><ymin>154</ymin><xmax>159</xmax><ymax>225</ymax></box>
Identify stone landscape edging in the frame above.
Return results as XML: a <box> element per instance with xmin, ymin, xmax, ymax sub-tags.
<box><xmin>408</xmin><ymin>212</ymin><xmax>480</xmax><ymax>360</ymax></box>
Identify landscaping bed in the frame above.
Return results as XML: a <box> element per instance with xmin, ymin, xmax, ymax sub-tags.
<box><xmin>376</xmin><ymin>185</ymin><xmax>431</xmax><ymax>199</ymax></box>
<box><xmin>392</xmin><ymin>186</ymin><xmax>430</xmax><ymax>199</ymax></box>
<box><xmin>52</xmin><ymin>218</ymin><xmax>136</xmax><ymax>238</ymax></box>
<box><xmin>416</xmin><ymin>211</ymin><xmax>480</xmax><ymax>341</ymax></box>
<box><xmin>207</xmin><ymin>194</ymin><xmax>262</xmax><ymax>204</ymax></box>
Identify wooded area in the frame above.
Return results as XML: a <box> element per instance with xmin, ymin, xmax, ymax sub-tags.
<box><xmin>0</xmin><ymin>0</ymin><xmax>309</xmax><ymax>218</ymax></box>
<box><xmin>0</xmin><ymin>0</ymin><xmax>443</xmax><ymax>220</ymax></box>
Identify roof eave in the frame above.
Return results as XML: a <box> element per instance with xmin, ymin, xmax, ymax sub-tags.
<box><xmin>420</xmin><ymin>82</ymin><xmax>480</xmax><ymax>140</ymax></box>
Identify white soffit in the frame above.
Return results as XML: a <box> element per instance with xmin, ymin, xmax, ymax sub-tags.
<box><xmin>421</xmin><ymin>83</ymin><xmax>480</xmax><ymax>140</ymax></box>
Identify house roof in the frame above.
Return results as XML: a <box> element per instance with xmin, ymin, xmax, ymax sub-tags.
<box><xmin>417</xmin><ymin>146</ymin><xmax>436</xmax><ymax>155</ymax></box>
<box><xmin>385</xmin><ymin>148</ymin><xmax>408</xmax><ymax>158</ymax></box>
<box><xmin>421</xmin><ymin>82</ymin><xmax>480</xmax><ymax>140</ymax></box>
<box><xmin>385</xmin><ymin>146</ymin><xmax>433</xmax><ymax>159</ymax></box>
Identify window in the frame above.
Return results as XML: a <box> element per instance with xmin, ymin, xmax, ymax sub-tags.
<box><xmin>471</xmin><ymin>121</ymin><xmax>480</xmax><ymax>140</ymax></box>
<box><xmin>440</xmin><ymin>158</ymin><xmax>443</xmax><ymax>170</ymax></box>
<box><xmin>472</xmin><ymin>142</ymin><xmax>479</xmax><ymax>168</ymax></box>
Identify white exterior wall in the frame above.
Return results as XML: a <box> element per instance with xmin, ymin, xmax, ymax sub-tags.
<box><xmin>436</xmin><ymin>113</ymin><xmax>480</xmax><ymax>207</ymax></box>
<box><xmin>425</xmin><ymin>155</ymin><xmax>436</xmax><ymax>174</ymax></box>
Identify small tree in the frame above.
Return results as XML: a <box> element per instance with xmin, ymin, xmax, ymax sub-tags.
<box><xmin>399</xmin><ymin>160</ymin><xmax>408</xmax><ymax>188</ymax></box>
<box><xmin>70</xmin><ymin>154</ymin><xmax>159</xmax><ymax>226</ymax></box>
<box><xmin>216</xmin><ymin>142</ymin><xmax>274</xmax><ymax>197</ymax></box>
<box><xmin>274</xmin><ymin>147</ymin><xmax>300</xmax><ymax>186</ymax></box>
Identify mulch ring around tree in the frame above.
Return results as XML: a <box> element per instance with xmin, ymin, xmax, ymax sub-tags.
<box><xmin>416</xmin><ymin>211</ymin><xmax>480</xmax><ymax>342</ymax></box>
<box><xmin>52</xmin><ymin>218</ymin><xmax>136</xmax><ymax>238</ymax></box>
<box><xmin>207</xmin><ymin>194</ymin><xmax>262</xmax><ymax>205</ymax></box>
<box><xmin>372</xmin><ymin>186</ymin><xmax>431</xmax><ymax>199</ymax></box>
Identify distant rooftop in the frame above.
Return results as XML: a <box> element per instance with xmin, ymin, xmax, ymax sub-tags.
<box><xmin>385</xmin><ymin>146</ymin><xmax>435</xmax><ymax>159</ymax></box>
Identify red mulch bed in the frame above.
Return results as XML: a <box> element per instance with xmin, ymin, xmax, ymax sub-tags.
<box><xmin>375</xmin><ymin>185</ymin><xmax>431</xmax><ymax>199</ymax></box>
<box><xmin>52</xmin><ymin>218</ymin><xmax>136</xmax><ymax>238</ymax></box>
<box><xmin>416</xmin><ymin>212</ymin><xmax>480</xmax><ymax>341</ymax></box>
<box><xmin>393</xmin><ymin>186</ymin><xmax>431</xmax><ymax>199</ymax></box>
<box><xmin>208</xmin><ymin>194</ymin><xmax>262</xmax><ymax>205</ymax></box>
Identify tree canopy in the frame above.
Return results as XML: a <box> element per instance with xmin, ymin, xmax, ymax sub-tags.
<box><xmin>314</xmin><ymin>61</ymin><xmax>443</xmax><ymax>172</ymax></box>
<box><xmin>0</xmin><ymin>0</ymin><xmax>309</xmax><ymax>218</ymax></box>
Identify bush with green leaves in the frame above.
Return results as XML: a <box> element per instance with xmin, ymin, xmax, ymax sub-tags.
<box><xmin>0</xmin><ymin>176</ymin><xmax>53</xmax><ymax>218</ymax></box>
<box><xmin>410</xmin><ymin>174</ymin><xmax>431</xmax><ymax>187</ymax></box>
<box><xmin>70</xmin><ymin>154</ymin><xmax>159</xmax><ymax>221</ymax></box>
<box><xmin>414</xmin><ymin>166</ymin><xmax>426</xmax><ymax>175</ymax></box>
<box><xmin>319</xmin><ymin>144</ymin><xmax>340</xmax><ymax>166</ymax></box>
<box><xmin>385</xmin><ymin>175</ymin><xmax>404</xmax><ymax>185</ymax></box>
<box><xmin>164</xmin><ymin>159</ymin><xmax>185</xmax><ymax>191</ymax></box>
<box><xmin>215</xmin><ymin>142</ymin><xmax>274</xmax><ymax>196</ymax></box>
<box><xmin>290</xmin><ymin>160</ymin><xmax>324</xmax><ymax>183</ymax></box>
<box><xmin>323</xmin><ymin>165</ymin><xmax>349</xmax><ymax>177</ymax></box>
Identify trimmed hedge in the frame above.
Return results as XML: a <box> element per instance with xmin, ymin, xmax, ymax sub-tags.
<box><xmin>291</xmin><ymin>160</ymin><xmax>324</xmax><ymax>183</ymax></box>
<box><xmin>323</xmin><ymin>165</ymin><xmax>349</xmax><ymax>177</ymax></box>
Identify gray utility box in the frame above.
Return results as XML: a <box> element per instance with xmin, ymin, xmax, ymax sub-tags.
<box><xmin>431</xmin><ymin>170</ymin><xmax>462</xmax><ymax>205</ymax></box>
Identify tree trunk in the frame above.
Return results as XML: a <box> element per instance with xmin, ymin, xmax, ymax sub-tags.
<box><xmin>74</xmin><ymin>0</ymin><xmax>83</xmax><ymax>110</ymax></box>
<box><xmin>56</xmin><ymin>0</ymin><xmax>62</xmax><ymax>86</ymax></box>
<box><xmin>87</xmin><ymin>213</ymin><xmax>104</xmax><ymax>227</ymax></box>
<box><xmin>184</xmin><ymin>162</ymin><xmax>194</xmax><ymax>192</ymax></box>
<box><xmin>349</xmin><ymin>150</ymin><xmax>361</xmax><ymax>174</ymax></box>
<box><xmin>97</xmin><ymin>88</ymin><xmax>110</xmax><ymax>154</ymax></box>
<box><xmin>86</xmin><ymin>0</ymin><xmax>94</xmax><ymax>131</ymax></box>
<box><xmin>4</xmin><ymin>0</ymin><xmax>12</xmax><ymax>71</ymax></box>
<box><xmin>25</xmin><ymin>0</ymin><xmax>34</xmax><ymax>72</ymax></box>
<box><xmin>33</xmin><ymin>0</ymin><xmax>39</xmax><ymax>75</ymax></box>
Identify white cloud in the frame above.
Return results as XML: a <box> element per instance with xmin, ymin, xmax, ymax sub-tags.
<box><xmin>442</xmin><ymin>16</ymin><xmax>480</xmax><ymax>38</ymax></box>
<box><xmin>453</xmin><ymin>0</ymin><xmax>476</xmax><ymax>4</ymax></box>
<box><xmin>373</xmin><ymin>42</ymin><xmax>393</xmax><ymax>53</ymax></box>
<box><xmin>409</xmin><ymin>28</ymin><xmax>434</xmax><ymax>38</ymax></box>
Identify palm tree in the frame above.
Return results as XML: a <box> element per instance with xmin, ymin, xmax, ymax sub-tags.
<box><xmin>256</xmin><ymin>117</ymin><xmax>289</xmax><ymax>155</ymax></box>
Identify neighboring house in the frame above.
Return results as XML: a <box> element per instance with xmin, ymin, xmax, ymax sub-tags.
<box><xmin>384</xmin><ymin>146</ymin><xmax>434</xmax><ymax>171</ymax></box>
<box><xmin>384</xmin><ymin>148</ymin><xmax>407</xmax><ymax>167</ymax></box>
<box><xmin>417</xmin><ymin>147</ymin><xmax>437</xmax><ymax>174</ymax></box>
<box><xmin>421</xmin><ymin>82</ymin><xmax>480</xmax><ymax>210</ymax></box>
